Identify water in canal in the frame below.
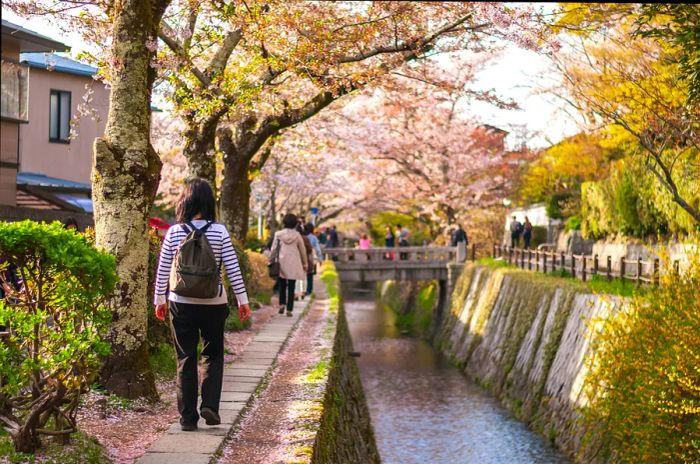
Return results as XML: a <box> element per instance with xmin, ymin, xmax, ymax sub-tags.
<box><xmin>344</xmin><ymin>287</ymin><xmax>569</xmax><ymax>464</ymax></box>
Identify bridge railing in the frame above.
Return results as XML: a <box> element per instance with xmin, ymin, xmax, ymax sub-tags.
<box><xmin>324</xmin><ymin>246</ymin><xmax>459</xmax><ymax>264</ymax></box>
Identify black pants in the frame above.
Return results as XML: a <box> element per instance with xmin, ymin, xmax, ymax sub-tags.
<box><xmin>279</xmin><ymin>278</ymin><xmax>296</xmax><ymax>312</ymax></box>
<box><xmin>511</xmin><ymin>234</ymin><xmax>520</xmax><ymax>249</ymax></box>
<box><xmin>169</xmin><ymin>301</ymin><xmax>228</xmax><ymax>426</ymax></box>
<box><xmin>306</xmin><ymin>272</ymin><xmax>314</xmax><ymax>295</ymax></box>
<box><xmin>523</xmin><ymin>233</ymin><xmax>532</xmax><ymax>250</ymax></box>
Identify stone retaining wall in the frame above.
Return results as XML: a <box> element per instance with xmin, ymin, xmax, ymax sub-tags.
<box><xmin>311</xmin><ymin>270</ymin><xmax>380</xmax><ymax>464</ymax></box>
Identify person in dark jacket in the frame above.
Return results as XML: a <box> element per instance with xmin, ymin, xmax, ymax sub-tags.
<box><xmin>450</xmin><ymin>224</ymin><xmax>468</xmax><ymax>247</ymax></box>
<box><xmin>523</xmin><ymin>216</ymin><xmax>533</xmax><ymax>250</ymax></box>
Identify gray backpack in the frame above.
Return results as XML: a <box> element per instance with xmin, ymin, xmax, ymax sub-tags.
<box><xmin>169</xmin><ymin>221</ymin><xmax>220</xmax><ymax>298</ymax></box>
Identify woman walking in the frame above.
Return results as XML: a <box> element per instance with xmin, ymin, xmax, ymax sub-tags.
<box><xmin>154</xmin><ymin>179</ymin><xmax>250</xmax><ymax>431</ymax></box>
<box><xmin>269</xmin><ymin>213</ymin><xmax>308</xmax><ymax>316</ymax></box>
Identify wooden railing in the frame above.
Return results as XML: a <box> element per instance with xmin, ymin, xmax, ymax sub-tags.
<box><xmin>492</xmin><ymin>245</ymin><xmax>669</xmax><ymax>286</ymax></box>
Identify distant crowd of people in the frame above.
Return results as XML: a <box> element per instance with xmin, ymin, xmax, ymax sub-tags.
<box><xmin>509</xmin><ymin>215</ymin><xmax>533</xmax><ymax>249</ymax></box>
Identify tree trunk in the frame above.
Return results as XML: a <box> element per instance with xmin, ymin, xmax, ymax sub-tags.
<box><xmin>92</xmin><ymin>0</ymin><xmax>169</xmax><ymax>399</ymax></box>
<box><xmin>182</xmin><ymin>117</ymin><xmax>218</xmax><ymax>187</ymax></box>
<box><xmin>219</xmin><ymin>129</ymin><xmax>251</xmax><ymax>242</ymax></box>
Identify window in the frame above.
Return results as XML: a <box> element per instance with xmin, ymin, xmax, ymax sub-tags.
<box><xmin>1</xmin><ymin>58</ymin><xmax>29</xmax><ymax>122</ymax></box>
<box><xmin>49</xmin><ymin>90</ymin><xmax>71</xmax><ymax>143</ymax></box>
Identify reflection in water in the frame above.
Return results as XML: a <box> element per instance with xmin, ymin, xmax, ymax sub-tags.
<box><xmin>344</xmin><ymin>287</ymin><xmax>569</xmax><ymax>464</ymax></box>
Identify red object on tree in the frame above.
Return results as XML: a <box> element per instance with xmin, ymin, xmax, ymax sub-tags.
<box><xmin>149</xmin><ymin>217</ymin><xmax>170</xmax><ymax>230</ymax></box>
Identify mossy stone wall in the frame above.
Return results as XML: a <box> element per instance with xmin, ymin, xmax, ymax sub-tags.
<box><xmin>312</xmin><ymin>270</ymin><xmax>380</xmax><ymax>464</ymax></box>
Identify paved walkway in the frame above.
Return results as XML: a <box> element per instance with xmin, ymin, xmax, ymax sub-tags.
<box><xmin>137</xmin><ymin>298</ymin><xmax>311</xmax><ymax>464</ymax></box>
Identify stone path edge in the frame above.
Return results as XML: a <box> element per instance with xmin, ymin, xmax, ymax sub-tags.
<box><xmin>210</xmin><ymin>296</ymin><xmax>315</xmax><ymax>462</ymax></box>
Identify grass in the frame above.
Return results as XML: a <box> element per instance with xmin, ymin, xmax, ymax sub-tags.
<box><xmin>225</xmin><ymin>306</ymin><xmax>252</xmax><ymax>331</ymax></box>
<box><xmin>149</xmin><ymin>341</ymin><xmax>177</xmax><ymax>378</ymax></box>
<box><xmin>477</xmin><ymin>257</ymin><xmax>509</xmax><ymax>268</ymax></box>
<box><xmin>0</xmin><ymin>429</ymin><xmax>107</xmax><ymax>464</ymax></box>
<box><xmin>303</xmin><ymin>360</ymin><xmax>330</xmax><ymax>383</ymax></box>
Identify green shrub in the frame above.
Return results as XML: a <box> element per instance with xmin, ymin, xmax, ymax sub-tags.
<box><xmin>0</xmin><ymin>221</ymin><xmax>117</xmax><ymax>453</ymax></box>
<box><xmin>582</xmin><ymin>251</ymin><xmax>700</xmax><ymax>463</ymax></box>
<box><xmin>581</xmin><ymin>156</ymin><xmax>698</xmax><ymax>239</ymax></box>
<box><xmin>565</xmin><ymin>216</ymin><xmax>581</xmax><ymax>231</ymax></box>
<box><xmin>245</xmin><ymin>250</ymin><xmax>274</xmax><ymax>305</ymax></box>
<box><xmin>244</xmin><ymin>229</ymin><xmax>266</xmax><ymax>252</ymax></box>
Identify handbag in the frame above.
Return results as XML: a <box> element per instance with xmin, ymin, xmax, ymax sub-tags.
<box><xmin>268</xmin><ymin>238</ymin><xmax>281</xmax><ymax>278</ymax></box>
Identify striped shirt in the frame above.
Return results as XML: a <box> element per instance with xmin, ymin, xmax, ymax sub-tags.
<box><xmin>154</xmin><ymin>220</ymin><xmax>249</xmax><ymax>306</ymax></box>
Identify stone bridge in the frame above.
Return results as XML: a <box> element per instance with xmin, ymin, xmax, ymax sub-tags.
<box><xmin>323</xmin><ymin>246</ymin><xmax>470</xmax><ymax>312</ymax></box>
<box><xmin>323</xmin><ymin>246</ymin><xmax>462</xmax><ymax>282</ymax></box>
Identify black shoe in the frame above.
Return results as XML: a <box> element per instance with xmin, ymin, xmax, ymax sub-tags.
<box><xmin>278</xmin><ymin>306</ymin><xmax>285</xmax><ymax>314</ymax></box>
<box><xmin>286</xmin><ymin>310</ymin><xmax>293</xmax><ymax>317</ymax></box>
<box><xmin>200</xmin><ymin>407</ymin><xmax>221</xmax><ymax>426</ymax></box>
<box><xmin>181</xmin><ymin>423</ymin><xmax>198</xmax><ymax>431</ymax></box>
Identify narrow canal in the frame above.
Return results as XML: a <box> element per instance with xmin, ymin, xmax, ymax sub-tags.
<box><xmin>343</xmin><ymin>286</ymin><xmax>569</xmax><ymax>464</ymax></box>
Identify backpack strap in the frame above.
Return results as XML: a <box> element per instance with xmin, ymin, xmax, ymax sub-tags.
<box><xmin>180</xmin><ymin>223</ymin><xmax>191</xmax><ymax>234</ymax></box>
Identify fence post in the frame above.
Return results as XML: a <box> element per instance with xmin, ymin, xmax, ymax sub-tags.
<box><xmin>527</xmin><ymin>250</ymin><xmax>531</xmax><ymax>271</ymax></box>
<box><xmin>571</xmin><ymin>254</ymin><xmax>576</xmax><ymax>279</ymax></box>
<box><xmin>582</xmin><ymin>256</ymin><xmax>587</xmax><ymax>282</ymax></box>
<box><xmin>606</xmin><ymin>256</ymin><xmax>612</xmax><ymax>281</ymax></box>
<box><xmin>620</xmin><ymin>257</ymin><xmax>626</xmax><ymax>285</ymax></box>
<box><xmin>561</xmin><ymin>252</ymin><xmax>566</xmax><ymax>275</ymax></box>
<box><xmin>593</xmin><ymin>254</ymin><xmax>599</xmax><ymax>279</ymax></box>
<box><xmin>509</xmin><ymin>247</ymin><xmax>513</xmax><ymax>264</ymax></box>
<box><xmin>653</xmin><ymin>259</ymin><xmax>659</xmax><ymax>286</ymax></box>
<box><xmin>492</xmin><ymin>244</ymin><xmax>496</xmax><ymax>259</ymax></box>
<box><xmin>636</xmin><ymin>258</ymin><xmax>642</xmax><ymax>286</ymax></box>
<box><xmin>543</xmin><ymin>252</ymin><xmax>547</xmax><ymax>273</ymax></box>
<box><xmin>535</xmin><ymin>251</ymin><xmax>539</xmax><ymax>272</ymax></box>
<box><xmin>471</xmin><ymin>243</ymin><xmax>476</xmax><ymax>262</ymax></box>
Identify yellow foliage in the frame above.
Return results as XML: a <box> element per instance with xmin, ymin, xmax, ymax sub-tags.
<box><xmin>582</xmin><ymin>249</ymin><xmax>700</xmax><ymax>463</ymax></box>
<box><xmin>519</xmin><ymin>132</ymin><xmax>610</xmax><ymax>204</ymax></box>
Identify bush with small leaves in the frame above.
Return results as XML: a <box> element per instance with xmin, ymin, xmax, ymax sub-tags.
<box><xmin>0</xmin><ymin>221</ymin><xmax>117</xmax><ymax>453</ymax></box>
<box><xmin>582</xmin><ymin>249</ymin><xmax>700</xmax><ymax>463</ymax></box>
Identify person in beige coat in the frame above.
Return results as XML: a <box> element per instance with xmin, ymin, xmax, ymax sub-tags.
<box><xmin>269</xmin><ymin>213</ymin><xmax>308</xmax><ymax>316</ymax></box>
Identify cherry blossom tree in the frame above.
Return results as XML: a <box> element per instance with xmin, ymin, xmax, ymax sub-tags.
<box><xmin>156</xmin><ymin>1</ymin><xmax>550</xmax><ymax>240</ymax></box>
<box><xmin>250</xmin><ymin>53</ymin><xmax>536</xmax><ymax>242</ymax></box>
<box><xmin>6</xmin><ymin>0</ymin><xmax>172</xmax><ymax>398</ymax></box>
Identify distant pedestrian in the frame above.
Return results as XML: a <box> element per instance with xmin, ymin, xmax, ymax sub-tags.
<box><xmin>397</xmin><ymin>224</ymin><xmax>410</xmax><ymax>260</ymax></box>
<box><xmin>153</xmin><ymin>178</ymin><xmax>250</xmax><ymax>432</ymax></box>
<box><xmin>450</xmin><ymin>224</ymin><xmax>468</xmax><ymax>246</ymax></box>
<box><xmin>303</xmin><ymin>224</ymin><xmax>323</xmax><ymax>297</ymax></box>
<box><xmin>523</xmin><ymin>216</ymin><xmax>533</xmax><ymax>250</ymax></box>
<box><xmin>359</xmin><ymin>234</ymin><xmax>371</xmax><ymax>249</ymax></box>
<box><xmin>318</xmin><ymin>227</ymin><xmax>328</xmax><ymax>246</ymax></box>
<box><xmin>384</xmin><ymin>226</ymin><xmax>395</xmax><ymax>260</ymax></box>
<box><xmin>510</xmin><ymin>216</ymin><xmax>522</xmax><ymax>249</ymax></box>
<box><xmin>328</xmin><ymin>225</ymin><xmax>339</xmax><ymax>248</ymax></box>
<box><xmin>269</xmin><ymin>214</ymin><xmax>308</xmax><ymax>316</ymax></box>
<box><xmin>296</xmin><ymin>222</ymin><xmax>314</xmax><ymax>299</ymax></box>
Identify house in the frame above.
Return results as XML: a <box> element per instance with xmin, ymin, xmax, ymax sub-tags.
<box><xmin>1</xmin><ymin>19</ymin><xmax>67</xmax><ymax>207</ymax></box>
<box><xmin>1</xmin><ymin>20</ymin><xmax>109</xmax><ymax>228</ymax></box>
<box><xmin>18</xmin><ymin>52</ymin><xmax>109</xmax><ymax>185</ymax></box>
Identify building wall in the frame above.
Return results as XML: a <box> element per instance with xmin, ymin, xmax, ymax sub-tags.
<box><xmin>1</xmin><ymin>41</ymin><xmax>21</xmax><ymax>206</ymax></box>
<box><xmin>19</xmin><ymin>68</ymin><xmax>109</xmax><ymax>184</ymax></box>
